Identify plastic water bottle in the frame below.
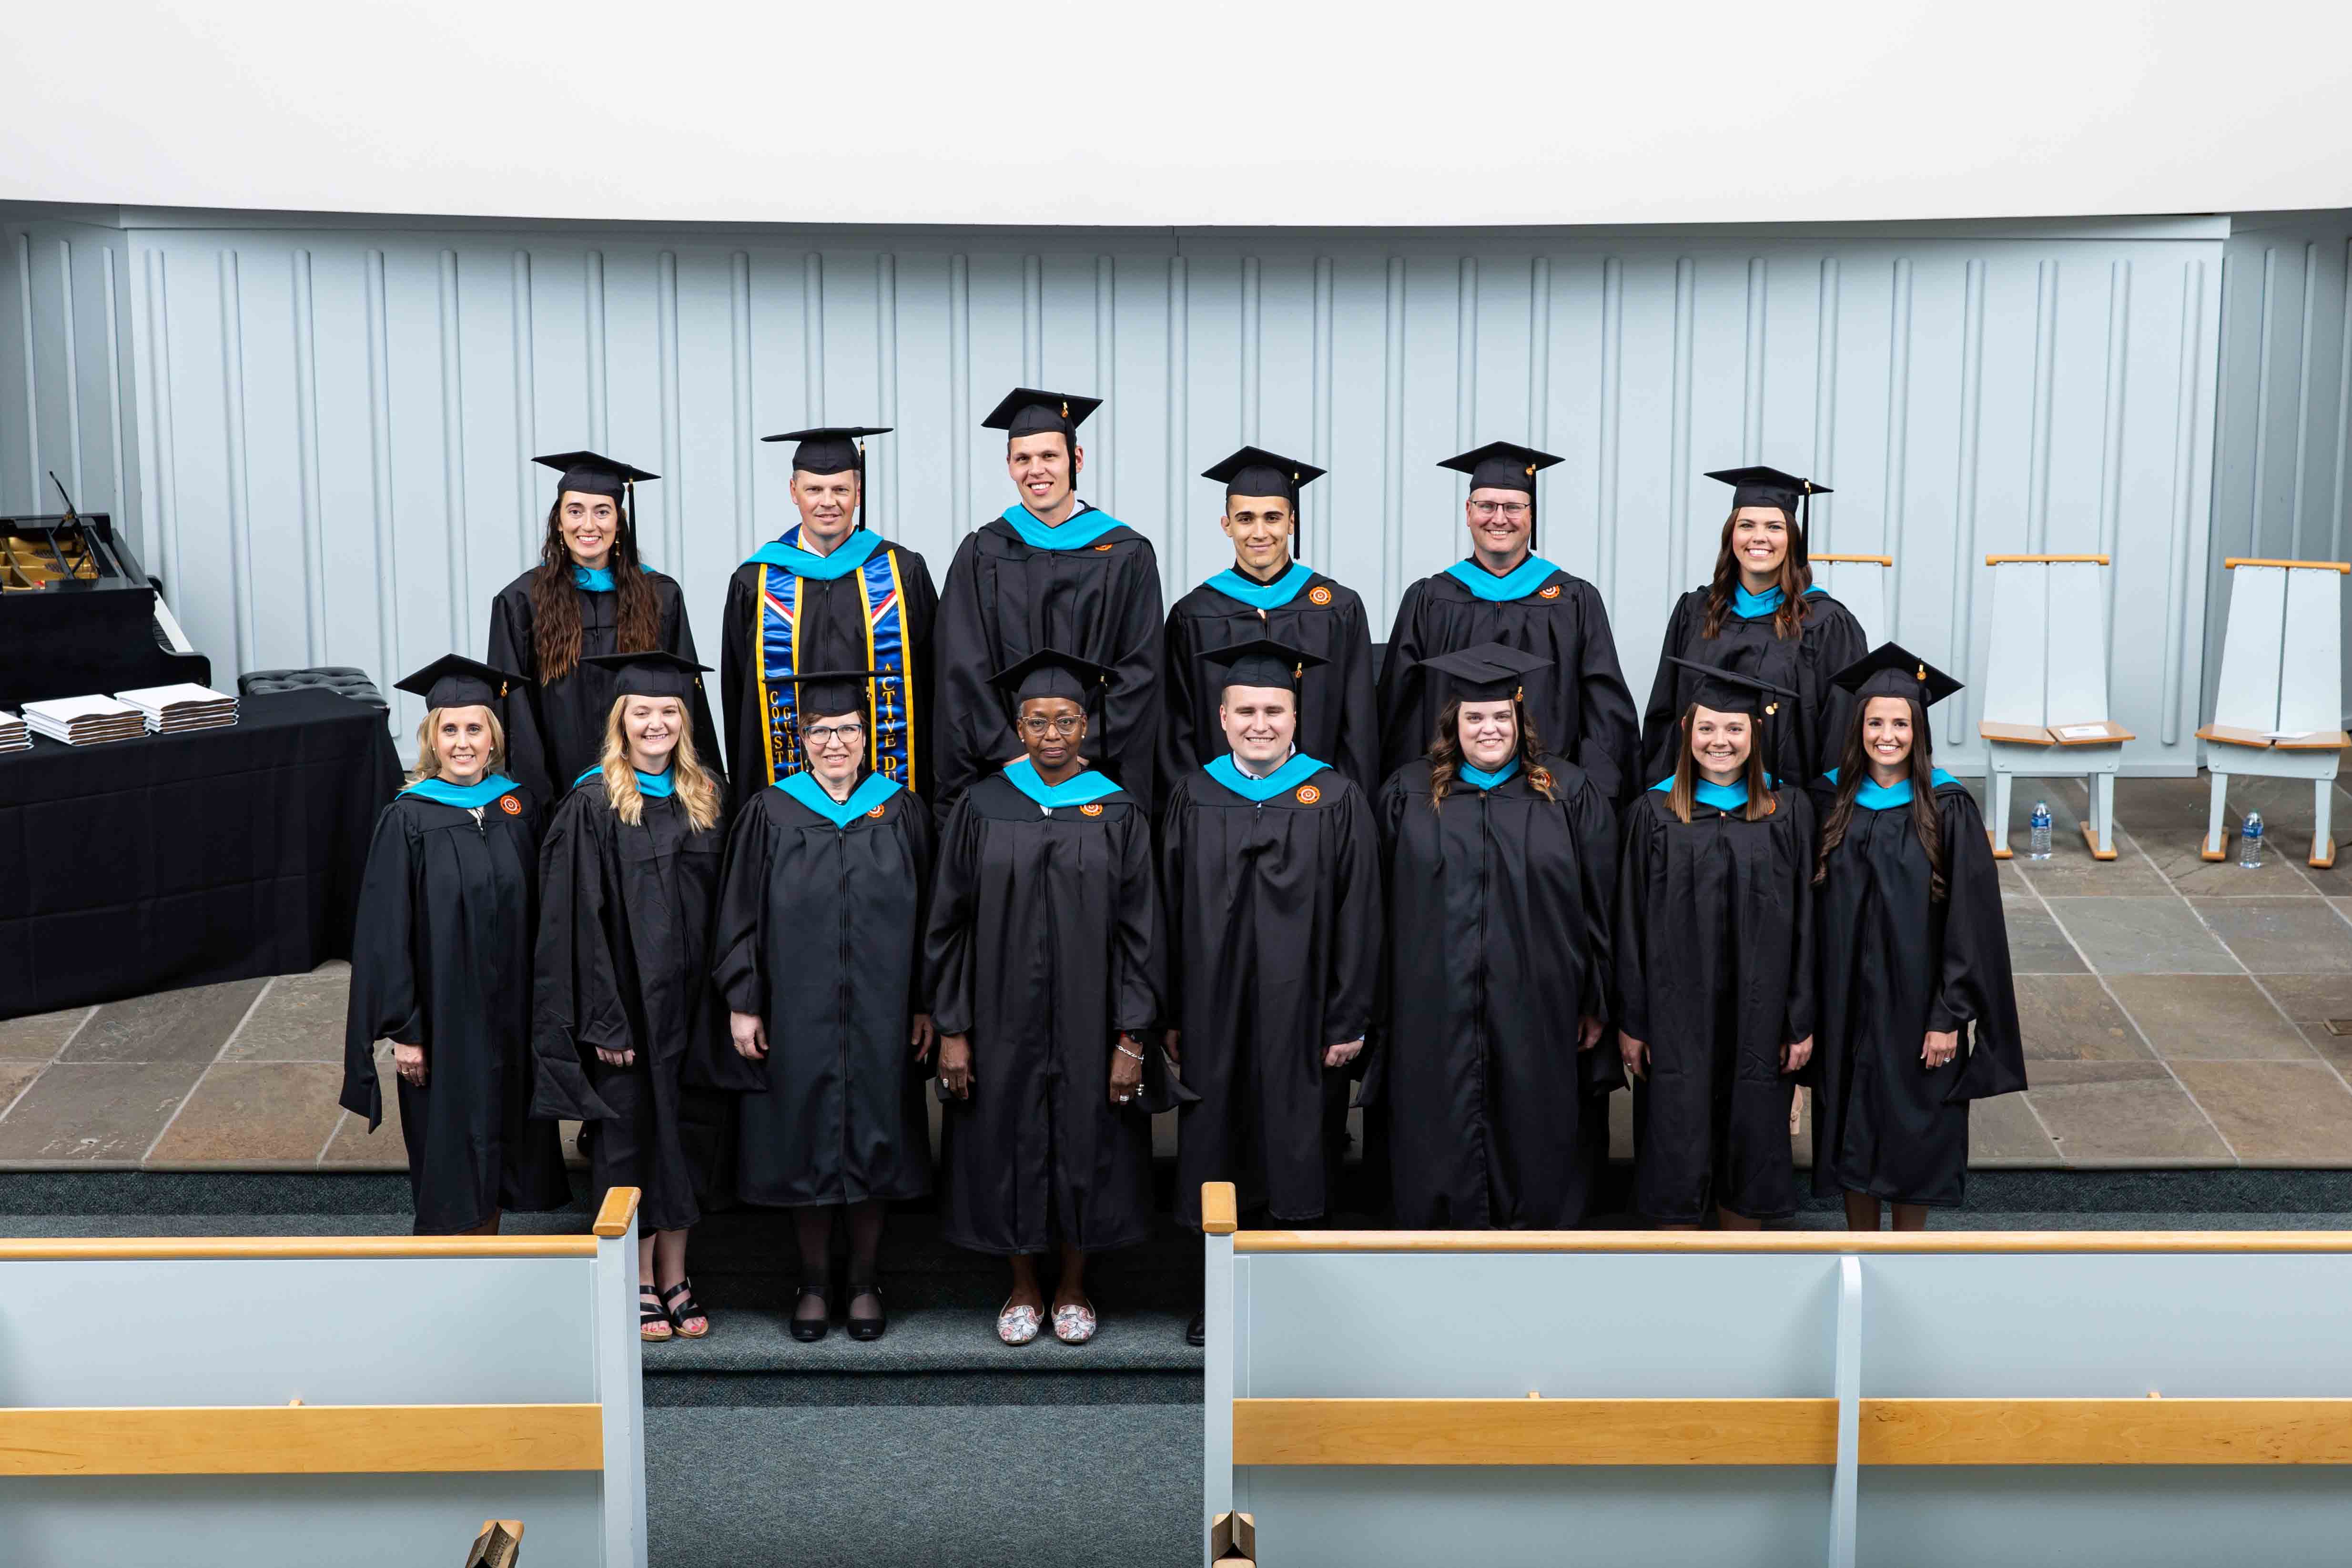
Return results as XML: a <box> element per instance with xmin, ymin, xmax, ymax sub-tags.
<box><xmin>2239</xmin><ymin>810</ymin><xmax>2265</xmax><ymax>869</ymax></box>
<box><xmin>2028</xmin><ymin>801</ymin><xmax>2053</xmax><ymax>860</ymax></box>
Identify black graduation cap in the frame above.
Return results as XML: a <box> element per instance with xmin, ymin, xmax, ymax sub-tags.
<box><xmin>1202</xmin><ymin>445</ymin><xmax>1327</xmax><ymax>505</ymax></box>
<box><xmin>1830</xmin><ymin>641</ymin><xmax>1963</xmax><ymax>708</ymax></box>
<box><xmin>578</xmin><ymin>649</ymin><xmax>709</xmax><ymax>702</ymax></box>
<box><xmin>1664</xmin><ymin>656</ymin><xmax>1794</xmax><ymax>721</ymax></box>
<box><xmin>761</xmin><ymin>426</ymin><xmax>892</xmax><ymax>476</ymax></box>
<box><xmin>534</xmin><ymin>450</ymin><xmax>658</xmax><ymax>501</ymax></box>
<box><xmin>395</xmin><ymin>654</ymin><xmax>520</xmax><ymax>713</ymax></box>
<box><xmin>1203</xmin><ymin>637</ymin><xmax>1326</xmax><ymax>695</ymax></box>
<box><xmin>1705</xmin><ymin>465</ymin><xmax>1831</xmax><ymax>569</ymax></box>
<box><xmin>981</xmin><ymin>387</ymin><xmax>1103</xmax><ymax>443</ymax></box>
<box><xmin>988</xmin><ymin>647</ymin><xmax>1116</xmax><ymax>709</ymax></box>
<box><xmin>786</xmin><ymin>667</ymin><xmax>881</xmax><ymax>720</ymax></box>
<box><xmin>1415</xmin><ymin>642</ymin><xmax>1551</xmax><ymax>702</ymax></box>
<box><xmin>1438</xmin><ymin>441</ymin><xmax>1563</xmax><ymax>496</ymax></box>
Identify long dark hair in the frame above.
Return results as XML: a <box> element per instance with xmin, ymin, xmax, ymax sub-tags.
<box><xmin>1814</xmin><ymin>693</ymin><xmax>1946</xmax><ymax>899</ymax></box>
<box><xmin>1666</xmin><ymin>702</ymin><xmax>1773</xmax><ymax>823</ymax></box>
<box><xmin>1426</xmin><ymin>695</ymin><xmax>1557</xmax><ymax>809</ymax></box>
<box><xmin>529</xmin><ymin>497</ymin><xmax>660</xmax><ymax>683</ymax></box>
<box><xmin>1701</xmin><ymin>508</ymin><xmax>1815</xmax><ymax>639</ymax></box>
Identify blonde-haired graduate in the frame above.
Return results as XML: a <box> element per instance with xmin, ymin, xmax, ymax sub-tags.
<box><xmin>530</xmin><ymin>650</ymin><xmax>731</xmax><ymax>1342</ymax></box>
<box><xmin>343</xmin><ymin>656</ymin><xmax>568</xmax><ymax>1236</ymax></box>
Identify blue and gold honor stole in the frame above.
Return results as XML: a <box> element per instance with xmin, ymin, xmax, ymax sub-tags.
<box><xmin>747</xmin><ymin>526</ymin><xmax>918</xmax><ymax>794</ymax></box>
<box><xmin>404</xmin><ymin>772</ymin><xmax>521</xmax><ymax>808</ymax></box>
<box><xmin>777</xmin><ymin>769</ymin><xmax>902</xmax><ymax>828</ymax></box>
<box><xmin>1002</xmin><ymin>757</ymin><xmax>1122</xmax><ymax>811</ymax></box>
<box><xmin>1206</xmin><ymin>751</ymin><xmax>1328</xmax><ymax>802</ymax></box>
<box><xmin>994</xmin><ymin>503</ymin><xmax>1129</xmax><ymax>550</ymax></box>
<box><xmin>1205</xmin><ymin>561</ymin><xmax>1313</xmax><ymax>609</ymax></box>
<box><xmin>1445</xmin><ymin>554</ymin><xmax>1561</xmax><ymax>603</ymax></box>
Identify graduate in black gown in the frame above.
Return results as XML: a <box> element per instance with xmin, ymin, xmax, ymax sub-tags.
<box><xmin>709</xmin><ymin>666</ymin><xmax>936</xmax><ymax>1343</ymax></box>
<box><xmin>487</xmin><ymin>452</ymin><xmax>720</xmax><ymax>808</ymax></box>
<box><xmin>926</xmin><ymin>649</ymin><xmax>1160</xmax><ymax>1347</ymax></box>
<box><xmin>341</xmin><ymin>656</ymin><xmax>568</xmax><ymax>1235</ymax></box>
<box><xmin>1617</xmin><ymin>661</ymin><xmax>1815</xmax><ymax>1229</ymax></box>
<box><xmin>1161</xmin><ymin>448</ymin><xmax>1379</xmax><ymax>793</ymax></box>
<box><xmin>931</xmin><ymin>388</ymin><xmax>1165</xmax><ymax>817</ymax></box>
<box><xmin>1640</xmin><ymin>466</ymin><xmax>1868</xmax><ymax>788</ymax></box>
<box><xmin>1370</xmin><ymin>644</ymin><xmax>1619</xmax><ymax>1229</ymax></box>
<box><xmin>1807</xmin><ymin>644</ymin><xmax>2026</xmax><ymax>1229</ymax></box>
<box><xmin>718</xmin><ymin>427</ymin><xmax>938</xmax><ymax>815</ymax></box>
<box><xmin>1377</xmin><ymin>442</ymin><xmax>1641</xmax><ymax>800</ymax></box>
<box><xmin>1162</xmin><ymin>638</ymin><xmax>1380</xmax><ymax>1342</ymax></box>
<box><xmin>529</xmin><ymin>650</ymin><xmax>730</xmax><ymax>1340</ymax></box>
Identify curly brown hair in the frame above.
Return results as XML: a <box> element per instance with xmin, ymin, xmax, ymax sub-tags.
<box><xmin>528</xmin><ymin>496</ymin><xmax>660</xmax><ymax>683</ymax></box>
<box><xmin>1699</xmin><ymin>508</ymin><xmax>1816</xmax><ymax>640</ymax></box>
<box><xmin>1426</xmin><ymin>695</ymin><xmax>1559</xmax><ymax>809</ymax></box>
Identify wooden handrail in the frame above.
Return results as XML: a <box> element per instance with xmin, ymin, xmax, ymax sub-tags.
<box><xmin>1232</xmin><ymin>1229</ymin><xmax>2352</xmax><ymax>1255</ymax></box>
<box><xmin>0</xmin><ymin>1404</ymin><xmax>603</xmax><ymax>1476</ymax></box>
<box><xmin>1202</xmin><ymin>1180</ymin><xmax>1238</xmax><ymax>1235</ymax></box>
<box><xmin>1810</xmin><ymin>553</ymin><xmax>1893</xmax><ymax>566</ymax></box>
<box><xmin>1985</xmin><ymin>553</ymin><xmax>2111</xmax><ymax>566</ymax></box>
<box><xmin>0</xmin><ymin>1236</ymin><xmax>598</xmax><ymax>1261</ymax></box>
<box><xmin>2224</xmin><ymin>556</ymin><xmax>2351</xmax><ymax>572</ymax></box>
<box><xmin>592</xmin><ymin>1184</ymin><xmax>642</xmax><ymax>1239</ymax></box>
<box><xmin>1228</xmin><ymin>1397</ymin><xmax>2352</xmax><ymax>1467</ymax></box>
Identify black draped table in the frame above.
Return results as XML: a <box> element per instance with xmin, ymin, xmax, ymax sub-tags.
<box><xmin>0</xmin><ymin>688</ymin><xmax>400</xmax><ymax>1019</ymax></box>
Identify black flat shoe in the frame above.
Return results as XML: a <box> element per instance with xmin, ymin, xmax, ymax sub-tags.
<box><xmin>1186</xmin><ymin>1311</ymin><xmax>1205</xmax><ymax>1347</ymax></box>
<box><xmin>845</xmin><ymin>1276</ymin><xmax>887</xmax><ymax>1342</ymax></box>
<box><xmin>790</xmin><ymin>1282</ymin><xmax>831</xmax><ymax>1343</ymax></box>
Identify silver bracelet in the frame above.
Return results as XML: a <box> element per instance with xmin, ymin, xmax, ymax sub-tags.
<box><xmin>1115</xmin><ymin>1042</ymin><xmax>1146</xmax><ymax>1062</ymax></box>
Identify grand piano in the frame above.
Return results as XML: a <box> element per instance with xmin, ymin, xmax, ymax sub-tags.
<box><xmin>0</xmin><ymin>493</ymin><xmax>211</xmax><ymax>707</ymax></box>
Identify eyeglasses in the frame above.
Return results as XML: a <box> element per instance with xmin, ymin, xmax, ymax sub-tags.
<box><xmin>804</xmin><ymin>723</ymin><xmax>865</xmax><ymax>748</ymax></box>
<box><xmin>1020</xmin><ymin>715</ymin><xmax>1085</xmax><ymax>737</ymax></box>
<box><xmin>1469</xmin><ymin>500</ymin><xmax>1530</xmax><ymax>520</ymax></box>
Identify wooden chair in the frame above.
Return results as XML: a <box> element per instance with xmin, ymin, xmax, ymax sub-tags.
<box><xmin>1811</xmin><ymin>553</ymin><xmax>1893</xmax><ymax>644</ymax></box>
<box><xmin>1977</xmin><ymin>556</ymin><xmax>2134</xmax><ymax>860</ymax></box>
<box><xmin>2196</xmin><ymin>558</ymin><xmax>2350</xmax><ymax>868</ymax></box>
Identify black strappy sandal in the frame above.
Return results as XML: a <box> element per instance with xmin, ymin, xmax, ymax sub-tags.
<box><xmin>639</xmin><ymin>1285</ymin><xmax>673</xmax><ymax>1343</ymax></box>
<box><xmin>845</xmin><ymin>1275</ymin><xmax>887</xmax><ymax>1342</ymax></box>
<box><xmin>659</xmin><ymin>1278</ymin><xmax>710</xmax><ymax>1340</ymax></box>
<box><xmin>789</xmin><ymin>1281</ymin><xmax>831</xmax><ymax>1343</ymax></box>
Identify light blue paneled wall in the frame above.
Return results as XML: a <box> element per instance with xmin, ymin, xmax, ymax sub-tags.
<box><xmin>0</xmin><ymin>209</ymin><xmax>2232</xmax><ymax>769</ymax></box>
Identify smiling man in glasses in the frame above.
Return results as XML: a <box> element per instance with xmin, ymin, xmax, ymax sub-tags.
<box><xmin>1375</xmin><ymin>441</ymin><xmax>1639</xmax><ymax>804</ymax></box>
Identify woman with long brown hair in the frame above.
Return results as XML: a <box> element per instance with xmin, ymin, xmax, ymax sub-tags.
<box><xmin>1616</xmin><ymin>661</ymin><xmax>1815</xmax><ymax>1229</ymax></box>
<box><xmin>530</xmin><ymin>650</ymin><xmax>730</xmax><ymax>1340</ymax></box>
<box><xmin>1369</xmin><ymin>643</ymin><xmax>1618</xmax><ymax>1228</ymax></box>
<box><xmin>1640</xmin><ymin>465</ymin><xmax>1866</xmax><ymax>788</ymax></box>
<box><xmin>487</xmin><ymin>451</ymin><xmax>720</xmax><ymax>808</ymax></box>
<box><xmin>1806</xmin><ymin>644</ymin><xmax>2025</xmax><ymax>1231</ymax></box>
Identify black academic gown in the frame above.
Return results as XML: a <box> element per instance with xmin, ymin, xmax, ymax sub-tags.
<box><xmin>1369</xmin><ymin>755</ymin><xmax>1619</xmax><ymax>1229</ymax></box>
<box><xmin>527</xmin><ymin>778</ymin><xmax>729</xmax><ymax>1234</ymax></box>
<box><xmin>341</xmin><ymin>785</ymin><xmax>569</xmax><ymax>1234</ymax></box>
<box><xmin>1806</xmin><ymin>778</ymin><xmax>2027</xmax><ymax>1206</ymax></box>
<box><xmin>486</xmin><ymin>570</ymin><xmax>722</xmax><ymax>809</ymax></box>
<box><xmin>1640</xmin><ymin>589</ymin><xmax>1869</xmax><ymax>789</ymax></box>
<box><xmin>1161</xmin><ymin>765</ymin><xmax>1381</xmax><ymax>1227</ymax></box>
<box><xmin>924</xmin><ymin>771</ymin><xmax>1160</xmax><ymax>1255</ymax></box>
<box><xmin>1376</xmin><ymin>565</ymin><xmax>1641</xmax><ymax>802</ymax></box>
<box><xmin>718</xmin><ymin>540</ymin><xmax>939</xmax><ymax>816</ymax></box>
<box><xmin>708</xmin><ymin>778</ymin><xmax>935</xmax><ymax>1207</ymax></box>
<box><xmin>931</xmin><ymin>508</ymin><xmax>1165</xmax><ymax>816</ymax></box>
<box><xmin>1616</xmin><ymin>787</ymin><xmax>1816</xmax><ymax>1223</ymax></box>
<box><xmin>1161</xmin><ymin>573</ymin><xmax>1381</xmax><ymax>795</ymax></box>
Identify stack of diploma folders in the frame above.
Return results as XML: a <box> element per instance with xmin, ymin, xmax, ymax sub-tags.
<box><xmin>0</xmin><ymin>710</ymin><xmax>24</xmax><ymax>752</ymax></box>
<box><xmin>17</xmin><ymin>683</ymin><xmax>238</xmax><ymax>746</ymax></box>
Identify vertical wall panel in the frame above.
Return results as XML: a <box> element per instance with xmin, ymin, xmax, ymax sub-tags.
<box><xmin>0</xmin><ymin>210</ymin><xmax>2246</xmax><ymax>769</ymax></box>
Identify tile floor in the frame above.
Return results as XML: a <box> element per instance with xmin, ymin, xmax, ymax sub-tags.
<box><xmin>0</xmin><ymin>774</ymin><xmax>2347</xmax><ymax>1172</ymax></box>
